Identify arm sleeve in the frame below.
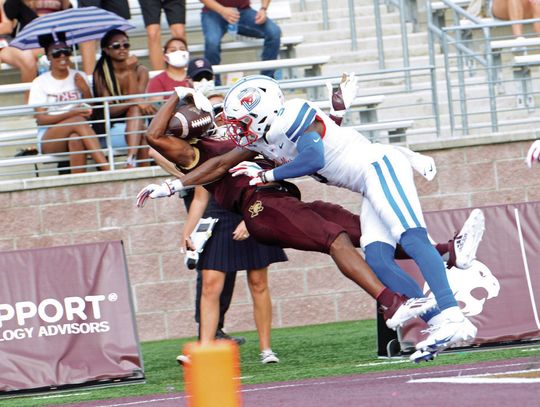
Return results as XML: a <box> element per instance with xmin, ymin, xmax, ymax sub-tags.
<box><xmin>269</xmin><ymin>131</ymin><xmax>325</xmax><ymax>181</ymax></box>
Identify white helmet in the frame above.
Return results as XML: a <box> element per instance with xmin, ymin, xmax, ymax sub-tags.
<box><xmin>223</xmin><ymin>75</ymin><xmax>285</xmax><ymax>147</ymax></box>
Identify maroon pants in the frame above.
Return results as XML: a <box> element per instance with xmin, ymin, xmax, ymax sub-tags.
<box><xmin>241</xmin><ymin>188</ymin><xmax>361</xmax><ymax>253</ymax></box>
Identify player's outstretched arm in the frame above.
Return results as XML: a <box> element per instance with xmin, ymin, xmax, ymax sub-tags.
<box><xmin>526</xmin><ymin>140</ymin><xmax>540</xmax><ymax>168</ymax></box>
<box><xmin>230</xmin><ymin>131</ymin><xmax>325</xmax><ymax>184</ymax></box>
<box><xmin>181</xmin><ymin>147</ymin><xmax>257</xmax><ymax>187</ymax></box>
<box><xmin>146</xmin><ymin>92</ymin><xmax>196</xmax><ymax>167</ymax></box>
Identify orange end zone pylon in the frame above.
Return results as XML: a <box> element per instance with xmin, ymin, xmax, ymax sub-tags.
<box><xmin>182</xmin><ymin>340</ymin><xmax>242</xmax><ymax>407</ymax></box>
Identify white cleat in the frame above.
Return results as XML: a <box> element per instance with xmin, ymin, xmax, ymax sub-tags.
<box><xmin>451</xmin><ymin>208</ymin><xmax>485</xmax><ymax>269</ymax></box>
<box><xmin>385</xmin><ymin>296</ymin><xmax>437</xmax><ymax>331</ymax></box>
<box><xmin>415</xmin><ymin>316</ymin><xmax>477</xmax><ymax>352</ymax></box>
<box><xmin>410</xmin><ymin>349</ymin><xmax>439</xmax><ymax>363</ymax></box>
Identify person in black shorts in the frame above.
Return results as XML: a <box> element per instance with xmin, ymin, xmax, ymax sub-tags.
<box><xmin>137</xmin><ymin>0</ymin><xmax>186</xmax><ymax>70</ymax></box>
<box><xmin>77</xmin><ymin>0</ymin><xmax>131</xmax><ymax>74</ymax></box>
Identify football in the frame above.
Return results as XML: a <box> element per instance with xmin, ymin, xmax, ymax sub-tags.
<box><xmin>166</xmin><ymin>102</ymin><xmax>213</xmax><ymax>139</ymax></box>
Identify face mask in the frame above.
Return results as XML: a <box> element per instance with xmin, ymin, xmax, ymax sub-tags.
<box><xmin>193</xmin><ymin>78</ymin><xmax>216</xmax><ymax>96</ymax></box>
<box><xmin>166</xmin><ymin>50</ymin><xmax>189</xmax><ymax>68</ymax></box>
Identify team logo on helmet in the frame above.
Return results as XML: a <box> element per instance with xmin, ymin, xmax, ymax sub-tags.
<box><xmin>238</xmin><ymin>87</ymin><xmax>261</xmax><ymax>112</ymax></box>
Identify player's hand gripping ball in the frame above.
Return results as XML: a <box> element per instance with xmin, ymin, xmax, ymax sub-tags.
<box><xmin>166</xmin><ymin>102</ymin><xmax>213</xmax><ymax>139</ymax></box>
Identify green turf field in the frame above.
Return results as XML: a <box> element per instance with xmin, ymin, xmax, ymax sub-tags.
<box><xmin>5</xmin><ymin>319</ymin><xmax>538</xmax><ymax>407</ymax></box>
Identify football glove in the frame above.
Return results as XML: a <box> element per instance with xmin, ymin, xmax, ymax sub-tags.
<box><xmin>393</xmin><ymin>145</ymin><xmax>437</xmax><ymax>181</ymax></box>
<box><xmin>326</xmin><ymin>72</ymin><xmax>358</xmax><ymax>118</ymax></box>
<box><xmin>526</xmin><ymin>140</ymin><xmax>540</xmax><ymax>168</ymax></box>
<box><xmin>136</xmin><ymin>179</ymin><xmax>185</xmax><ymax>208</ymax></box>
<box><xmin>229</xmin><ymin>161</ymin><xmax>267</xmax><ymax>185</ymax></box>
<box><xmin>174</xmin><ymin>86</ymin><xmax>214</xmax><ymax>115</ymax></box>
<box><xmin>409</xmin><ymin>153</ymin><xmax>437</xmax><ymax>181</ymax></box>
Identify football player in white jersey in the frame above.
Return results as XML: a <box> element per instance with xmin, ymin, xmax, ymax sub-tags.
<box><xmin>222</xmin><ymin>75</ymin><xmax>478</xmax><ymax>360</ymax></box>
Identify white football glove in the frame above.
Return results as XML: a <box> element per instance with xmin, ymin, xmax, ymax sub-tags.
<box><xmin>410</xmin><ymin>154</ymin><xmax>437</xmax><ymax>181</ymax></box>
<box><xmin>526</xmin><ymin>140</ymin><xmax>540</xmax><ymax>168</ymax></box>
<box><xmin>229</xmin><ymin>161</ymin><xmax>267</xmax><ymax>185</ymax></box>
<box><xmin>393</xmin><ymin>145</ymin><xmax>437</xmax><ymax>181</ymax></box>
<box><xmin>326</xmin><ymin>72</ymin><xmax>358</xmax><ymax>118</ymax></box>
<box><xmin>174</xmin><ymin>86</ymin><xmax>214</xmax><ymax>115</ymax></box>
<box><xmin>136</xmin><ymin>179</ymin><xmax>185</xmax><ymax>208</ymax></box>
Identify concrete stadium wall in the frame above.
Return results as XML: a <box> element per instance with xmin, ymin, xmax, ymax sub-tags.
<box><xmin>0</xmin><ymin>135</ymin><xmax>537</xmax><ymax>342</ymax></box>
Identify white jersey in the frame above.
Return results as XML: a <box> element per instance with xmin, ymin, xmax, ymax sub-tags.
<box><xmin>247</xmin><ymin>98</ymin><xmax>426</xmax><ymax>245</ymax></box>
<box><xmin>248</xmin><ymin>98</ymin><xmax>391</xmax><ymax>193</ymax></box>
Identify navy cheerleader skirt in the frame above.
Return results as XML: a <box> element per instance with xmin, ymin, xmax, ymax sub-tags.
<box><xmin>198</xmin><ymin>200</ymin><xmax>288</xmax><ymax>273</ymax></box>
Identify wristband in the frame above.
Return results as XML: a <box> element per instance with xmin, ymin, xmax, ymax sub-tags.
<box><xmin>260</xmin><ymin>6</ymin><xmax>267</xmax><ymax>11</ymax></box>
<box><xmin>263</xmin><ymin>169</ymin><xmax>276</xmax><ymax>182</ymax></box>
<box><xmin>168</xmin><ymin>178</ymin><xmax>185</xmax><ymax>194</ymax></box>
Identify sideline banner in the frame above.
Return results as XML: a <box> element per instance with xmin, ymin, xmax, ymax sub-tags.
<box><xmin>0</xmin><ymin>241</ymin><xmax>144</xmax><ymax>393</ymax></box>
<box><xmin>395</xmin><ymin>202</ymin><xmax>540</xmax><ymax>350</ymax></box>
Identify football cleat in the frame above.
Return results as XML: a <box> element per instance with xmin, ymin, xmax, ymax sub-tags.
<box><xmin>384</xmin><ymin>295</ymin><xmax>437</xmax><ymax>330</ymax></box>
<box><xmin>415</xmin><ymin>316</ymin><xmax>477</xmax><ymax>352</ymax></box>
<box><xmin>410</xmin><ymin>348</ymin><xmax>439</xmax><ymax>363</ymax></box>
<box><xmin>447</xmin><ymin>208</ymin><xmax>485</xmax><ymax>269</ymax></box>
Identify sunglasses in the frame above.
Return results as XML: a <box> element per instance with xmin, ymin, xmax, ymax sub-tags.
<box><xmin>108</xmin><ymin>42</ymin><xmax>130</xmax><ymax>50</ymax></box>
<box><xmin>50</xmin><ymin>47</ymin><xmax>72</xmax><ymax>59</ymax></box>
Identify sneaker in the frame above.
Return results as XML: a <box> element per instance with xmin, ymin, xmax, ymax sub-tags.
<box><xmin>260</xmin><ymin>350</ymin><xmax>279</xmax><ymax>364</ymax></box>
<box><xmin>384</xmin><ymin>295</ymin><xmax>437</xmax><ymax>330</ymax></box>
<box><xmin>215</xmin><ymin>329</ymin><xmax>246</xmax><ymax>346</ymax></box>
<box><xmin>415</xmin><ymin>316</ymin><xmax>477</xmax><ymax>352</ymax></box>
<box><xmin>409</xmin><ymin>348</ymin><xmax>438</xmax><ymax>363</ymax></box>
<box><xmin>447</xmin><ymin>208</ymin><xmax>485</xmax><ymax>269</ymax></box>
<box><xmin>176</xmin><ymin>354</ymin><xmax>191</xmax><ymax>366</ymax></box>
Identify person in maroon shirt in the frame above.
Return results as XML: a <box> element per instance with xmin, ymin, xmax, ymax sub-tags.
<box><xmin>146</xmin><ymin>37</ymin><xmax>191</xmax><ymax>103</ymax></box>
<box><xmin>138</xmin><ymin>91</ymin><xmax>443</xmax><ymax>340</ymax></box>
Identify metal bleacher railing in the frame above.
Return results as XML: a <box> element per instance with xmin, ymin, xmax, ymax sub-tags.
<box><xmin>425</xmin><ymin>0</ymin><xmax>540</xmax><ymax>137</ymax></box>
<box><xmin>0</xmin><ymin>67</ymin><xmax>438</xmax><ymax>179</ymax></box>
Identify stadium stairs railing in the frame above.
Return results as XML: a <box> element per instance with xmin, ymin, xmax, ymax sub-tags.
<box><xmin>425</xmin><ymin>0</ymin><xmax>540</xmax><ymax>137</ymax></box>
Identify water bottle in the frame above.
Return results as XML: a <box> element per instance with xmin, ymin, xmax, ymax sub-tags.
<box><xmin>37</xmin><ymin>54</ymin><xmax>49</xmax><ymax>75</ymax></box>
<box><xmin>227</xmin><ymin>22</ymin><xmax>238</xmax><ymax>39</ymax></box>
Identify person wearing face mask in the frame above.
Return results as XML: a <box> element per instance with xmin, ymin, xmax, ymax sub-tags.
<box><xmin>187</xmin><ymin>56</ymin><xmax>218</xmax><ymax>97</ymax></box>
<box><xmin>146</xmin><ymin>37</ymin><xmax>191</xmax><ymax>103</ymax></box>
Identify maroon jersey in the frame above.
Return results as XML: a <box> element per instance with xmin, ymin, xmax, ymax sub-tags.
<box><xmin>177</xmin><ymin>135</ymin><xmax>273</xmax><ymax>212</ymax></box>
<box><xmin>176</xmin><ymin>134</ymin><xmax>360</xmax><ymax>253</ymax></box>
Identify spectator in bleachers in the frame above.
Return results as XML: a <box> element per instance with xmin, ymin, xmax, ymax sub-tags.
<box><xmin>137</xmin><ymin>0</ymin><xmax>186</xmax><ymax>70</ymax></box>
<box><xmin>0</xmin><ymin>0</ymin><xmax>43</xmax><ymax>101</ymax></box>
<box><xmin>92</xmin><ymin>29</ymin><xmax>150</xmax><ymax>168</ymax></box>
<box><xmin>200</xmin><ymin>0</ymin><xmax>281</xmax><ymax>85</ymax></box>
<box><xmin>0</xmin><ymin>0</ymin><xmax>71</xmax><ymax>100</ymax></box>
<box><xmin>29</xmin><ymin>32</ymin><xmax>110</xmax><ymax>173</ymax></box>
<box><xmin>78</xmin><ymin>0</ymin><xmax>131</xmax><ymax>75</ymax></box>
<box><xmin>492</xmin><ymin>0</ymin><xmax>540</xmax><ymax>38</ymax></box>
<box><xmin>146</xmin><ymin>36</ymin><xmax>191</xmax><ymax>102</ymax></box>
